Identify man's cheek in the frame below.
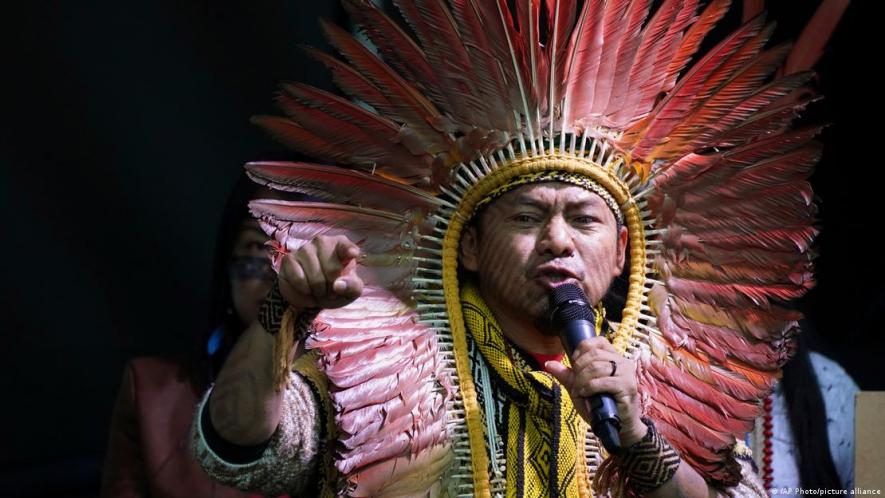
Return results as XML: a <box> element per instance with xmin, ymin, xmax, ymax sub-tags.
<box><xmin>584</xmin><ymin>270</ymin><xmax>613</xmax><ymax>303</ymax></box>
<box><xmin>481</xmin><ymin>252</ymin><xmax>523</xmax><ymax>287</ymax></box>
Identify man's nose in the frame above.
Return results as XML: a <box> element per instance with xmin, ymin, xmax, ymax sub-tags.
<box><xmin>538</xmin><ymin>217</ymin><xmax>575</xmax><ymax>257</ymax></box>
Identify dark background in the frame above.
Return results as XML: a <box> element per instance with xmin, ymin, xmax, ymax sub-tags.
<box><xmin>1</xmin><ymin>1</ymin><xmax>880</xmax><ymax>496</ymax></box>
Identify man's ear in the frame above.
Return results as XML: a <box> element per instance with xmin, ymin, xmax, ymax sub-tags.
<box><xmin>614</xmin><ymin>224</ymin><xmax>628</xmax><ymax>276</ymax></box>
<box><xmin>460</xmin><ymin>225</ymin><xmax>480</xmax><ymax>272</ymax></box>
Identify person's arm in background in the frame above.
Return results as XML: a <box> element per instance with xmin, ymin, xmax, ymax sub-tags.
<box><xmin>810</xmin><ymin>352</ymin><xmax>860</xmax><ymax>490</ymax></box>
<box><xmin>193</xmin><ymin>321</ymin><xmax>321</xmax><ymax>496</ymax></box>
<box><xmin>193</xmin><ymin>235</ymin><xmax>363</xmax><ymax>495</ymax></box>
<box><xmin>207</xmin><ymin>322</ymin><xmax>284</xmax><ymax>446</ymax></box>
<box><xmin>100</xmin><ymin>362</ymin><xmax>147</xmax><ymax>498</ymax></box>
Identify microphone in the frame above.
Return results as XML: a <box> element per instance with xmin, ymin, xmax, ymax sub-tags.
<box><xmin>549</xmin><ymin>283</ymin><xmax>622</xmax><ymax>454</ymax></box>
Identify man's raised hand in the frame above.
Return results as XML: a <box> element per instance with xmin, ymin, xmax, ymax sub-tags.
<box><xmin>277</xmin><ymin>235</ymin><xmax>364</xmax><ymax>311</ymax></box>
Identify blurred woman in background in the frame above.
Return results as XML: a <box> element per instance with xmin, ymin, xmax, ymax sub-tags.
<box><xmin>749</xmin><ymin>326</ymin><xmax>859</xmax><ymax>493</ymax></box>
<box><xmin>100</xmin><ymin>175</ymin><xmax>276</xmax><ymax>498</ymax></box>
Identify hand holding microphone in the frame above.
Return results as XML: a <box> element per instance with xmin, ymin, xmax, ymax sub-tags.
<box><xmin>545</xmin><ymin>283</ymin><xmax>646</xmax><ymax>454</ymax></box>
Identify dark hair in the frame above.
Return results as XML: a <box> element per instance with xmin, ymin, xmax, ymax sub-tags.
<box><xmin>600</xmin><ymin>221</ymin><xmax>628</xmax><ymax>323</ymax></box>
<box><xmin>782</xmin><ymin>327</ymin><xmax>843</xmax><ymax>490</ymax></box>
<box><xmin>191</xmin><ymin>174</ymin><xmax>268</xmax><ymax>390</ymax></box>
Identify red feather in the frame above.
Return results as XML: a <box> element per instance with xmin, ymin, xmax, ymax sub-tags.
<box><xmin>610</xmin><ymin>0</ymin><xmax>698</xmax><ymax>127</ymax></box>
<box><xmin>665</xmin><ymin>292</ymin><xmax>801</xmax><ymax>343</ymax></box>
<box><xmin>597</xmin><ymin>0</ymin><xmax>653</xmax><ymax>121</ymax></box>
<box><xmin>652</xmin><ymin>416</ymin><xmax>741</xmax><ymax>482</ymax></box>
<box><xmin>663</xmin><ymin>141</ymin><xmax>820</xmax><ymax>197</ymax></box>
<box><xmin>393</xmin><ymin>0</ymin><xmax>486</xmax><ymax>129</ymax></box>
<box><xmin>663</xmin><ymin>43</ymin><xmax>799</xmax><ymax>152</ymax></box>
<box><xmin>320</xmin><ymin>19</ymin><xmax>456</xmax><ymax>152</ymax></box>
<box><xmin>451</xmin><ymin>0</ymin><xmax>520</xmax><ymax>131</ymax></box>
<box><xmin>622</xmin><ymin>15</ymin><xmax>767</xmax><ymax>159</ymax></box>
<box><xmin>245</xmin><ymin>161</ymin><xmax>441</xmax><ymax>212</ymax></box>
<box><xmin>562</xmin><ymin>0</ymin><xmax>620</xmax><ymax>126</ymax></box>
<box><xmin>340</xmin><ymin>0</ymin><xmax>448</xmax><ymax>111</ymax></box>
<box><xmin>783</xmin><ymin>0</ymin><xmax>850</xmax><ymax>75</ymax></box>
<box><xmin>545</xmin><ymin>0</ymin><xmax>578</xmax><ymax>114</ymax></box>
<box><xmin>269</xmin><ymin>96</ymin><xmax>431</xmax><ymax>181</ymax></box>
<box><xmin>250</xmin><ymin>200</ymin><xmax>408</xmax><ymax>232</ymax></box>
<box><xmin>587</xmin><ymin>0</ymin><xmax>636</xmax><ymax>117</ymax></box>
<box><xmin>663</xmin><ymin>0</ymin><xmax>731</xmax><ymax>93</ymax></box>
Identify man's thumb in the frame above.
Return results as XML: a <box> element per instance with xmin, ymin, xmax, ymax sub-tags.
<box><xmin>333</xmin><ymin>276</ymin><xmax>363</xmax><ymax>299</ymax></box>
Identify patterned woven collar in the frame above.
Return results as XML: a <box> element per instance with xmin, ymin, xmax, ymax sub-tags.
<box><xmin>461</xmin><ymin>281</ymin><xmax>593</xmax><ymax>498</ymax></box>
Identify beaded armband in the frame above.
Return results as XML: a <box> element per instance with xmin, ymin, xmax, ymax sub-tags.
<box><xmin>620</xmin><ymin>418</ymin><xmax>681</xmax><ymax>494</ymax></box>
<box><xmin>593</xmin><ymin>418</ymin><xmax>681</xmax><ymax>497</ymax></box>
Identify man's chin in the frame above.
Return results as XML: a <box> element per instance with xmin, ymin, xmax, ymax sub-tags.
<box><xmin>531</xmin><ymin>310</ymin><xmax>559</xmax><ymax>337</ymax></box>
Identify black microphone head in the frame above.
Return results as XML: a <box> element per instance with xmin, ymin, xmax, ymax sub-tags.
<box><xmin>549</xmin><ymin>283</ymin><xmax>596</xmax><ymax>330</ymax></box>
<box><xmin>550</xmin><ymin>283</ymin><xmax>587</xmax><ymax>306</ymax></box>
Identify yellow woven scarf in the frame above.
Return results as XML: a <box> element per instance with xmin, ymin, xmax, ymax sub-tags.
<box><xmin>461</xmin><ymin>282</ymin><xmax>593</xmax><ymax>498</ymax></box>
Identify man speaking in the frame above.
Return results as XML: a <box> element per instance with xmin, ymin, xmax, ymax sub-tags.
<box><xmin>191</xmin><ymin>0</ymin><xmax>833</xmax><ymax>496</ymax></box>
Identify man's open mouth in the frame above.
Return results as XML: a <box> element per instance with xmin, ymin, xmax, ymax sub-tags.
<box><xmin>533</xmin><ymin>266</ymin><xmax>581</xmax><ymax>288</ymax></box>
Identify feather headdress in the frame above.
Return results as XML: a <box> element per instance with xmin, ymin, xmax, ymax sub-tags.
<box><xmin>245</xmin><ymin>0</ymin><xmax>846</xmax><ymax>496</ymax></box>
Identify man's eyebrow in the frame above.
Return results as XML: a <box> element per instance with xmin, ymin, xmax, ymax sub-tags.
<box><xmin>510</xmin><ymin>195</ymin><xmax>548</xmax><ymax>209</ymax></box>
<box><xmin>567</xmin><ymin>197</ymin><xmax>607</xmax><ymax>210</ymax></box>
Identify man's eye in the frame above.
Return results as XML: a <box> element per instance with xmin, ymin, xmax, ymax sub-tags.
<box><xmin>573</xmin><ymin>216</ymin><xmax>597</xmax><ymax>226</ymax></box>
<box><xmin>514</xmin><ymin>214</ymin><xmax>539</xmax><ymax>223</ymax></box>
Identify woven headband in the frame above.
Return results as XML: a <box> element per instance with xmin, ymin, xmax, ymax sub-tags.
<box><xmin>472</xmin><ymin>170</ymin><xmax>624</xmax><ymax>225</ymax></box>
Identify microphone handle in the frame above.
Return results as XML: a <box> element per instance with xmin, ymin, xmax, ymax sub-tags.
<box><xmin>560</xmin><ymin>319</ymin><xmax>623</xmax><ymax>455</ymax></box>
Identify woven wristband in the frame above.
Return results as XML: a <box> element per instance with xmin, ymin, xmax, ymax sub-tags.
<box><xmin>259</xmin><ymin>279</ymin><xmax>321</xmax><ymax>390</ymax></box>
<box><xmin>620</xmin><ymin>418</ymin><xmax>681</xmax><ymax>494</ymax></box>
<box><xmin>258</xmin><ymin>279</ymin><xmax>318</xmax><ymax>337</ymax></box>
<box><xmin>258</xmin><ymin>280</ymin><xmax>288</xmax><ymax>335</ymax></box>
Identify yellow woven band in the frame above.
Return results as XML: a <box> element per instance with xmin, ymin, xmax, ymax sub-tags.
<box><xmin>473</xmin><ymin>169</ymin><xmax>625</xmax><ymax>224</ymax></box>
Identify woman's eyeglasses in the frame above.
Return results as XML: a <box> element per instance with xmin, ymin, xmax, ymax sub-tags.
<box><xmin>228</xmin><ymin>256</ymin><xmax>274</xmax><ymax>282</ymax></box>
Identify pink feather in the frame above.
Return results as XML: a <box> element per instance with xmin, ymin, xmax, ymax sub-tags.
<box><xmin>245</xmin><ymin>161</ymin><xmax>441</xmax><ymax>212</ymax></box>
